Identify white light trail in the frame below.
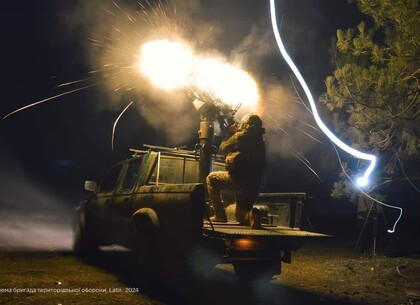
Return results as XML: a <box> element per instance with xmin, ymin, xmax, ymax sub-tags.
<box><xmin>269</xmin><ymin>0</ymin><xmax>376</xmax><ymax>187</ymax></box>
<box><xmin>333</xmin><ymin>144</ymin><xmax>402</xmax><ymax>233</ymax></box>
<box><xmin>269</xmin><ymin>0</ymin><xmax>402</xmax><ymax>233</ymax></box>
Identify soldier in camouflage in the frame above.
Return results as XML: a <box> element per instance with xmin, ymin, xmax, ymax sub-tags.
<box><xmin>206</xmin><ymin>113</ymin><xmax>266</xmax><ymax>229</ymax></box>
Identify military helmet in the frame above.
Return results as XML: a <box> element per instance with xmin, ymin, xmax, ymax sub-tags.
<box><xmin>240</xmin><ymin>113</ymin><xmax>263</xmax><ymax>129</ymax></box>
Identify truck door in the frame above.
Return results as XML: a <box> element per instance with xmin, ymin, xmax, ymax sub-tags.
<box><xmin>87</xmin><ymin>162</ymin><xmax>124</xmax><ymax>245</ymax></box>
<box><xmin>110</xmin><ymin>158</ymin><xmax>142</xmax><ymax>246</ymax></box>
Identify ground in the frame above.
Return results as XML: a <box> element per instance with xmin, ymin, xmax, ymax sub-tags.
<box><xmin>279</xmin><ymin>241</ymin><xmax>420</xmax><ymax>305</ymax></box>
<box><xmin>0</xmin><ymin>240</ymin><xmax>419</xmax><ymax>305</ymax></box>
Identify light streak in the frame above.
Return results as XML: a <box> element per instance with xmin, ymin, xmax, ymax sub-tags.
<box><xmin>296</xmin><ymin>127</ymin><xmax>323</xmax><ymax>144</ymax></box>
<box><xmin>332</xmin><ymin>144</ymin><xmax>402</xmax><ymax>233</ymax></box>
<box><xmin>54</xmin><ymin>78</ymin><xmax>91</xmax><ymax>89</ymax></box>
<box><xmin>269</xmin><ymin>0</ymin><xmax>375</xmax><ymax>187</ymax></box>
<box><xmin>289</xmin><ymin>149</ymin><xmax>323</xmax><ymax>183</ymax></box>
<box><xmin>269</xmin><ymin>0</ymin><xmax>403</xmax><ymax>232</ymax></box>
<box><xmin>2</xmin><ymin>84</ymin><xmax>99</xmax><ymax>120</ymax></box>
<box><xmin>112</xmin><ymin>101</ymin><xmax>134</xmax><ymax>153</ymax></box>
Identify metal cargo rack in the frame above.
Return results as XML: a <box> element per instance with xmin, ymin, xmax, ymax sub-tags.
<box><xmin>130</xmin><ymin>144</ymin><xmax>225</xmax><ymax>162</ymax></box>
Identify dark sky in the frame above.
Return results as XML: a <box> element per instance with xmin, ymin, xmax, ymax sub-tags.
<box><xmin>1</xmin><ymin>0</ymin><xmax>419</xmax><ymax>250</ymax></box>
<box><xmin>0</xmin><ymin>1</ymin><xmax>364</xmax><ymax>211</ymax></box>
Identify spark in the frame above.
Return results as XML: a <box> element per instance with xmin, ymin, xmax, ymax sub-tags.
<box><xmin>269</xmin><ymin>0</ymin><xmax>375</xmax><ymax>188</ymax></box>
<box><xmin>299</xmin><ymin>120</ymin><xmax>320</xmax><ymax>131</ymax></box>
<box><xmin>296</xmin><ymin>127</ymin><xmax>323</xmax><ymax>144</ymax></box>
<box><xmin>2</xmin><ymin>84</ymin><xmax>99</xmax><ymax>120</ymax></box>
<box><xmin>112</xmin><ymin>1</ymin><xmax>123</xmax><ymax>13</ymax></box>
<box><xmin>290</xmin><ymin>75</ymin><xmax>312</xmax><ymax>114</ymax></box>
<box><xmin>104</xmin><ymin>8</ymin><xmax>118</xmax><ymax>18</ymax></box>
<box><xmin>54</xmin><ymin>78</ymin><xmax>91</xmax><ymax>89</ymax></box>
<box><xmin>278</xmin><ymin>127</ymin><xmax>288</xmax><ymax>135</ymax></box>
<box><xmin>289</xmin><ymin>149</ymin><xmax>323</xmax><ymax>182</ymax></box>
<box><xmin>112</xmin><ymin>101</ymin><xmax>134</xmax><ymax>153</ymax></box>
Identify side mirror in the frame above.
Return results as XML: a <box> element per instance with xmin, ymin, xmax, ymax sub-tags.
<box><xmin>84</xmin><ymin>180</ymin><xmax>97</xmax><ymax>192</ymax></box>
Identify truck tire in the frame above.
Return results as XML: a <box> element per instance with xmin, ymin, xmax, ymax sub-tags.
<box><xmin>73</xmin><ymin>215</ymin><xmax>98</xmax><ymax>257</ymax></box>
<box><xmin>233</xmin><ymin>260</ymin><xmax>279</xmax><ymax>283</ymax></box>
<box><xmin>132</xmin><ymin>217</ymin><xmax>161</xmax><ymax>280</ymax></box>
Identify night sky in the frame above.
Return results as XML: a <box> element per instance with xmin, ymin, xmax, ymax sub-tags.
<box><xmin>0</xmin><ymin>0</ymin><xmax>416</xmax><ymax>239</ymax></box>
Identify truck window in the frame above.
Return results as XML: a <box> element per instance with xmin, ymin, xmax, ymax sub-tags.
<box><xmin>149</xmin><ymin>155</ymin><xmax>200</xmax><ymax>184</ymax></box>
<box><xmin>158</xmin><ymin>156</ymin><xmax>183</xmax><ymax>184</ymax></box>
<box><xmin>121</xmin><ymin>158</ymin><xmax>142</xmax><ymax>190</ymax></box>
<box><xmin>148</xmin><ymin>154</ymin><xmax>225</xmax><ymax>185</ymax></box>
<box><xmin>184</xmin><ymin>158</ymin><xmax>199</xmax><ymax>183</ymax></box>
<box><xmin>100</xmin><ymin>164</ymin><xmax>123</xmax><ymax>193</ymax></box>
<box><xmin>211</xmin><ymin>161</ymin><xmax>225</xmax><ymax>172</ymax></box>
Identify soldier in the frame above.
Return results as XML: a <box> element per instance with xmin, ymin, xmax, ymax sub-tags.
<box><xmin>206</xmin><ymin>113</ymin><xmax>266</xmax><ymax>229</ymax></box>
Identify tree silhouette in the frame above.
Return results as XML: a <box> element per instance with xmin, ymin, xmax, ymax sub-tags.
<box><xmin>320</xmin><ymin>0</ymin><xmax>419</xmax><ymax>197</ymax></box>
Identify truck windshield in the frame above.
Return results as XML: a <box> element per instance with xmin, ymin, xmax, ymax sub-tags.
<box><xmin>100</xmin><ymin>163</ymin><xmax>123</xmax><ymax>193</ymax></box>
<box><xmin>121</xmin><ymin>158</ymin><xmax>142</xmax><ymax>190</ymax></box>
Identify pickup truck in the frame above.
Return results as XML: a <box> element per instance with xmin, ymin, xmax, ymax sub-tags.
<box><xmin>74</xmin><ymin>145</ymin><xmax>327</xmax><ymax>281</ymax></box>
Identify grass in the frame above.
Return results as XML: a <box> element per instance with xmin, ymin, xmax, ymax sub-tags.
<box><xmin>0</xmin><ymin>241</ymin><xmax>419</xmax><ymax>305</ymax></box>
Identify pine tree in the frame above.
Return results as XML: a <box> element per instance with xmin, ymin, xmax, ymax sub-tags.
<box><xmin>320</xmin><ymin>0</ymin><xmax>419</xmax><ymax>196</ymax></box>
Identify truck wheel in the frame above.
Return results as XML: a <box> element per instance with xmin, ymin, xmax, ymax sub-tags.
<box><xmin>233</xmin><ymin>260</ymin><xmax>278</xmax><ymax>283</ymax></box>
<box><xmin>74</xmin><ymin>217</ymin><xmax>98</xmax><ymax>257</ymax></box>
<box><xmin>132</xmin><ymin>218</ymin><xmax>161</xmax><ymax>280</ymax></box>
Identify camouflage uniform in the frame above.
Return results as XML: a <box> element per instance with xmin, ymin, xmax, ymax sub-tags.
<box><xmin>206</xmin><ymin>118</ymin><xmax>266</xmax><ymax>224</ymax></box>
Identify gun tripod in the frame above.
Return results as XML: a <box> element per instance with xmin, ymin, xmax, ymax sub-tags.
<box><xmin>356</xmin><ymin>198</ymin><xmax>379</xmax><ymax>257</ymax></box>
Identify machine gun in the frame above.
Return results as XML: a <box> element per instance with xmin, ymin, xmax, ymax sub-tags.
<box><xmin>190</xmin><ymin>91</ymin><xmax>241</xmax><ymax>134</ymax></box>
<box><xmin>189</xmin><ymin>91</ymin><xmax>241</xmax><ymax>186</ymax></box>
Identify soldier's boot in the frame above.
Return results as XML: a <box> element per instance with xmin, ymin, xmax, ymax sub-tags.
<box><xmin>210</xmin><ymin>202</ymin><xmax>227</xmax><ymax>223</ymax></box>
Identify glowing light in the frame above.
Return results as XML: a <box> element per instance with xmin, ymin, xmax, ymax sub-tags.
<box><xmin>138</xmin><ymin>39</ymin><xmax>194</xmax><ymax>90</ymax></box>
<box><xmin>195</xmin><ymin>58</ymin><xmax>259</xmax><ymax>107</ymax></box>
<box><xmin>270</xmin><ymin>0</ymin><xmax>403</xmax><ymax>233</ymax></box>
<box><xmin>356</xmin><ymin>177</ymin><xmax>368</xmax><ymax>187</ymax></box>
<box><xmin>138</xmin><ymin>39</ymin><xmax>259</xmax><ymax>108</ymax></box>
<box><xmin>269</xmin><ymin>0</ymin><xmax>376</xmax><ymax>187</ymax></box>
<box><xmin>333</xmin><ymin>144</ymin><xmax>402</xmax><ymax>233</ymax></box>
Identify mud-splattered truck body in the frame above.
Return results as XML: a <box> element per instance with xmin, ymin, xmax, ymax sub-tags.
<box><xmin>74</xmin><ymin>145</ymin><xmax>327</xmax><ymax>280</ymax></box>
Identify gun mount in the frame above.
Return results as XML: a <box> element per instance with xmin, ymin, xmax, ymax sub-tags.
<box><xmin>190</xmin><ymin>91</ymin><xmax>241</xmax><ymax>187</ymax></box>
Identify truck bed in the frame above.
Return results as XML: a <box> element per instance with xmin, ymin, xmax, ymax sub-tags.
<box><xmin>203</xmin><ymin>222</ymin><xmax>329</xmax><ymax>238</ymax></box>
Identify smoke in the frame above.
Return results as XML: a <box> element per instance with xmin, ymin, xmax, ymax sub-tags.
<box><xmin>56</xmin><ymin>0</ymin><xmax>328</xmax><ymax>157</ymax></box>
<box><xmin>261</xmin><ymin>82</ymin><xmax>324</xmax><ymax>158</ymax></box>
<box><xmin>231</xmin><ymin>20</ymin><xmax>277</xmax><ymax>71</ymax></box>
<box><xmin>228</xmin><ymin>15</ymin><xmax>324</xmax><ymax>159</ymax></box>
<box><xmin>56</xmin><ymin>1</ymin><xmax>269</xmax><ymax>145</ymax></box>
<box><xmin>0</xmin><ymin>142</ymin><xmax>72</xmax><ymax>250</ymax></box>
<box><xmin>55</xmin><ymin>0</ymin><xmax>221</xmax><ymax>145</ymax></box>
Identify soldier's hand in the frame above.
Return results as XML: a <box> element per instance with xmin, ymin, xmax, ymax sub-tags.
<box><xmin>229</xmin><ymin>123</ymin><xmax>238</xmax><ymax>134</ymax></box>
